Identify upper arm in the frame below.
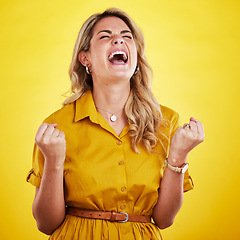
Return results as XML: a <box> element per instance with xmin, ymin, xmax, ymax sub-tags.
<box><xmin>34</xmin><ymin>188</ymin><xmax>39</xmax><ymax>200</ymax></box>
<box><xmin>32</xmin><ymin>187</ymin><xmax>39</xmax><ymax>219</ymax></box>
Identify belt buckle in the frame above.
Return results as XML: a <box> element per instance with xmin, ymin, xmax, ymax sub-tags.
<box><xmin>118</xmin><ymin>212</ymin><xmax>129</xmax><ymax>223</ymax></box>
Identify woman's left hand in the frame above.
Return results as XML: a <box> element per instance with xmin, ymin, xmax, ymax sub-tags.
<box><xmin>168</xmin><ymin>117</ymin><xmax>205</xmax><ymax>165</ymax></box>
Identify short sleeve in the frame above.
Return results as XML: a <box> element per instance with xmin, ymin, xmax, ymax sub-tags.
<box><xmin>26</xmin><ymin>143</ymin><xmax>45</xmax><ymax>188</ymax></box>
<box><xmin>26</xmin><ymin>102</ymin><xmax>74</xmax><ymax>188</ymax></box>
<box><xmin>167</xmin><ymin>111</ymin><xmax>194</xmax><ymax>192</ymax></box>
<box><xmin>26</xmin><ymin>114</ymin><xmax>55</xmax><ymax>188</ymax></box>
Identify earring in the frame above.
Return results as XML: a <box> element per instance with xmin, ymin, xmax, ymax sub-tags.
<box><xmin>86</xmin><ymin>65</ymin><xmax>90</xmax><ymax>74</ymax></box>
<box><xmin>134</xmin><ymin>66</ymin><xmax>139</xmax><ymax>74</ymax></box>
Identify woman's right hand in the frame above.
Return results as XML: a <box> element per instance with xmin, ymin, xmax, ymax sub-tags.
<box><xmin>35</xmin><ymin>123</ymin><xmax>66</xmax><ymax>168</ymax></box>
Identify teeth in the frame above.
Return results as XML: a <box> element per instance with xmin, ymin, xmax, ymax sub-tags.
<box><xmin>108</xmin><ymin>51</ymin><xmax>127</xmax><ymax>61</ymax></box>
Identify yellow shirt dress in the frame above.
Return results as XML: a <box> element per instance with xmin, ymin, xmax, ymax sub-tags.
<box><xmin>26</xmin><ymin>91</ymin><xmax>194</xmax><ymax>240</ymax></box>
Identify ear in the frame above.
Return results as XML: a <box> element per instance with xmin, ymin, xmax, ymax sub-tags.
<box><xmin>78</xmin><ymin>51</ymin><xmax>90</xmax><ymax>67</ymax></box>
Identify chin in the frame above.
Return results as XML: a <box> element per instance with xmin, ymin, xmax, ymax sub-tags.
<box><xmin>109</xmin><ymin>66</ymin><xmax>134</xmax><ymax>78</ymax></box>
<box><xmin>109</xmin><ymin>71</ymin><xmax>133</xmax><ymax>81</ymax></box>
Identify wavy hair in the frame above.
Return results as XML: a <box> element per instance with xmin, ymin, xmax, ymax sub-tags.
<box><xmin>64</xmin><ymin>8</ymin><xmax>164</xmax><ymax>153</ymax></box>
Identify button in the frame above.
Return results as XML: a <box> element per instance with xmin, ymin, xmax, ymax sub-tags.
<box><xmin>116</xmin><ymin>141</ymin><xmax>122</xmax><ymax>145</ymax></box>
<box><xmin>118</xmin><ymin>161</ymin><xmax>124</xmax><ymax>165</ymax></box>
<box><xmin>121</xmin><ymin>187</ymin><xmax>127</xmax><ymax>192</ymax></box>
<box><xmin>120</xmin><ymin>205</ymin><xmax>126</xmax><ymax>210</ymax></box>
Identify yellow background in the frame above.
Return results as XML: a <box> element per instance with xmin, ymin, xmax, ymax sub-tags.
<box><xmin>0</xmin><ymin>0</ymin><xmax>239</xmax><ymax>239</ymax></box>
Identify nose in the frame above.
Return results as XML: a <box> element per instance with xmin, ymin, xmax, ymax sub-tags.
<box><xmin>112</xmin><ymin>35</ymin><xmax>124</xmax><ymax>45</ymax></box>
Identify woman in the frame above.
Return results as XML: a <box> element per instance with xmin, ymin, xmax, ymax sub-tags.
<box><xmin>27</xmin><ymin>8</ymin><xmax>204</xmax><ymax>240</ymax></box>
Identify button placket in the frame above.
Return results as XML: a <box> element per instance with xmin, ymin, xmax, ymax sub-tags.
<box><xmin>114</xmin><ymin>137</ymin><xmax>128</xmax><ymax>212</ymax></box>
<box><xmin>116</xmin><ymin>140</ymin><xmax>124</xmax><ymax>166</ymax></box>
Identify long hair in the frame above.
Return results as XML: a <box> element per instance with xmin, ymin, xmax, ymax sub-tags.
<box><xmin>64</xmin><ymin>8</ymin><xmax>163</xmax><ymax>153</ymax></box>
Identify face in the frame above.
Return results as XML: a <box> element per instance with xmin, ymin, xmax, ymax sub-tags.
<box><xmin>80</xmin><ymin>16</ymin><xmax>138</xmax><ymax>85</ymax></box>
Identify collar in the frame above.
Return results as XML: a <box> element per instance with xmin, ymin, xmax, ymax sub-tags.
<box><xmin>74</xmin><ymin>90</ymin><xmax>129</xmax><ymax>138</ymax></box>
<box><xmin>74</xmin><ymin>91</ymin><xmax>98</xmax><ymax>123</ymax></box>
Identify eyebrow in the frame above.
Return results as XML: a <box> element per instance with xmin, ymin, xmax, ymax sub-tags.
<box><xmin>97</xmin><ymin>30</ymin><xmax>132</xmax><ymax>35</ymax></box>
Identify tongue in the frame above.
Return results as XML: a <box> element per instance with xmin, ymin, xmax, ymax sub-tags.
<box><xmin>109</xmin><ymin>55</ymin><xmax>125</xmax><ymax>63</ymax></box>
<box><xmin>112</xmin><ymin>59</ymin><xmax>124</xmax><ymax>63</ymax></box>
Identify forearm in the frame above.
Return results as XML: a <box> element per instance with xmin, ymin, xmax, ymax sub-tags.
<box><xmin>152</xmin><ymin>159</ymin><xmax>185</xmax><ymax>229</ymax></box>
<box><xmin>152</xmin><ymin>117</ymin><xmax>204</xmax><ymax>229</ymax></box>
<box><xmin>32</xmin><ymin>161</ymin><xmax>65</xmax><ymax>235</ymax></box>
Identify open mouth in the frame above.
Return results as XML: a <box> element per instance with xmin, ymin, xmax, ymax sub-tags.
<box><xmin>108</xmin><ymin>50</ymin><xmax>128</xmax><ymax>64</ymax></box>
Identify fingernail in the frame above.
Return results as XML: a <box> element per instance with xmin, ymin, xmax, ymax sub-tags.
<box><xmin>190</xmin><ymin>117</ymin><xmax>197</xmax><ymax>122</ymax></box>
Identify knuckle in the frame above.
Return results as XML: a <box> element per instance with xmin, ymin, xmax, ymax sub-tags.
<box><xmin>42</xmin><ymin>137</ymin><xmax>49</xmax><ymax>145</ymax></box>
<box><xmin>179</xmin><ymin>128</ymin><xmax>186</xmax><ymax>135</ymax></box>
<box><xmin>41</xmin><ymin>123</ymin><xmax>48</xmax><ymax>129</ymax></box>
<box><xmin>54</xmin><ymin>128</ymin><xmax>59</xmax><ymax>133</ymax></box>
<box><xmin>35</xmin><ymin>136</ymin><xmax>40</xmax><ymax>143</ymax></box>
<box><xmin>59</xmin><ymin>138</ymin><xmax>66</xmax><ymax>145</ymax></box>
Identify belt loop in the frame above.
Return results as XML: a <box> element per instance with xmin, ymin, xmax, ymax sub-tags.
<box><xmin>110</xmin><ymin>211</ymin><xmax>117</xmax><ymax>222</ymax></box>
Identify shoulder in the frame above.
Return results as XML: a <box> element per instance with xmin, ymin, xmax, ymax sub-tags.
<box><xmin>42</xmin><ymin>101</ymin><xmax>76</xmax><ymax>124</ymax></box>
<box><xmin>160</xmin><ymin>104</ymin><xmax>179</xmax><ymax>124</ymax></box>
<box><xmin>158</xmin><ymin>105</ymin><xmax>180</xmax><ymax>142</ymax></box>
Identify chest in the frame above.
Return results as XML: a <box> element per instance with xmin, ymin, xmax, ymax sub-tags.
<box><xmin>63</xmin><ymin>121</ymin><xmax>165</xmax><ymax>197</ymax></box>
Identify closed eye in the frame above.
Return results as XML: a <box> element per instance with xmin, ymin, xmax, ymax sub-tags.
<box><xmin>100</xmin><ymin>36</ymin><xmax>110</xmax><ymax>39</ymax></box>
<box><xmin>123</xmin><ymin>35</ymin><xmax>132</xmax><ymax>39</ymax></box>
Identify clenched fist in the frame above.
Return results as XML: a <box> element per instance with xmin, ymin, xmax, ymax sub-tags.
<box><xmin>35</xmin><ymin>123</ymin><xmax>66</xmax><ymax>168</ymax></box>
<box><xmin>168</xmin><ymin>117</ymin><xmax>205</xmax><ymax>166</ymax></box>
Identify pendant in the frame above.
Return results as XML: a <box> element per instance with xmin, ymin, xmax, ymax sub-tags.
<box><xmin>110</xmin><ymin>114</ymin><xmax>117</xmax><ymax>122</ymax></box>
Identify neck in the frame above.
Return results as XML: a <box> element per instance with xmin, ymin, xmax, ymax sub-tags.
<box><xmin>92</xmin><ymin>81</ymin><xmax>130</xmax><ymax>134</ymax></box>
<box><xmin>92</xmin><ymin>82</ymin><xmax>130</xmax><ymax>113</ymax></box>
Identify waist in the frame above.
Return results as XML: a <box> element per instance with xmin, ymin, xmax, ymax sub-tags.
<box><xmin>66</xmin><ymin>207</ymin><xmax>151</xmax><ymax>223</ymax></box>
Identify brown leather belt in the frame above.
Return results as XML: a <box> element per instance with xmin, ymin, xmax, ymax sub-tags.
<box><xmin>66</xmin><ymin>207</ymin><xmax>151</xmax><ymax>223</ymax></box>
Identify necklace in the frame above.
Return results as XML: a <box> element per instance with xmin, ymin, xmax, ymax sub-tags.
<box><xmin>95</xmin><ymin>106</ymin><xmax>123</xmax><ymax>122</ymax></box>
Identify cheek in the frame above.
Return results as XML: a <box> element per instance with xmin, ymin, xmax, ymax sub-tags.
<box><xmin>132</xmin><ymin>48</ymin><xmax>138</xmax><ymax>66</ymax></box>
<box><xmin>131</xmin><ymin>42</ymin><xmax>138</xmax><ymax>63</ymax></box>
<box><xmin>89</xmin><ymin>48</ymin><xmax>106</xmax><ymax>66</ymax></box>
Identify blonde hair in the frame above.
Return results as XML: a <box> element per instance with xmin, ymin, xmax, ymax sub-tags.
<box><xmin>64</xmin><ymin>8</ymin><xmax>163</xmax><ymax>153</ymax></box>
